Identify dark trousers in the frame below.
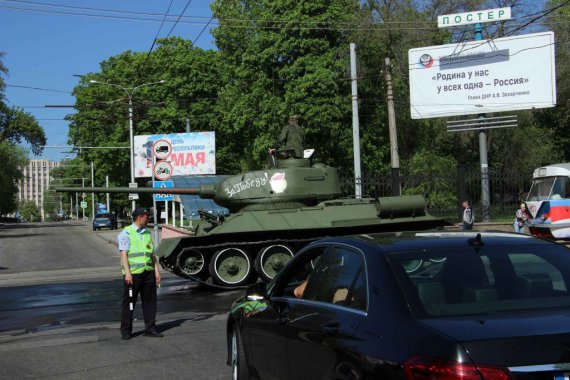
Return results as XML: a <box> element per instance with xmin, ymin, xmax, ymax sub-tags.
<box><xmin>121</xmin><ymin>270</ymin><xmax>157</xmax><ymax>335</ymax></box>
<box><xmin>463</xmin><ymin>222</ymin><xmax>473</xmax><ymax>230</ymax></box>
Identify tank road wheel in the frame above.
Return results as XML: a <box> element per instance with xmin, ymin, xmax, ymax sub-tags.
<box><xmin>209</xmin><ymin>248</ymin><xmax>251</xmax><ymax>286</ymax></box>
<box><xmin>255</xmin><ymin>245</ymin><xmax>294</xmax><ymax>282</ymax></box>
<box><xmin>176</xmin><ymin>248</ymin><xmax>208</xmax><ymax>280</ymax></box>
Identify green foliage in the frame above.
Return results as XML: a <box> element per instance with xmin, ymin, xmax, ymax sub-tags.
<box><xmin>0</xmin><ymin>54</ymin><xmax>45</xmax><ymax>215</ymax></box>
<box><xmin>68</xmin><ymin>37</ymin><xmax>226</xmax><ymax>197</ymax></box>
<box><xmin>533</xmin><ymin>0</ymin><xmax>570</xmax><ymax>161</ymax></box>
<box><xmin>402</xmin><ymin>151</ymin><xmax>457</xmax><ymax>208</ymax></box>
<box><xmin>0</xmin><ymin>142</ymin><xmax>28</xmax><ymax>215</ymax></box>
<box><xmin>211</xmin><ymin>0</ymin><xmax>359</xmax><ymax>171</ymax></box>
<box><xmin>65</xmin><ymin>0</ymin><xmax>565</xmax><ymax>198</ymax></box>
<box><xmin>19</xmin><ymin>200</ymin><xmax>40</xmax><ymax>222</ymax></box>
<box><xmin>0</xmin><ymin>107</ymin><xmax>46</xmax><ymax>155</ymax></box>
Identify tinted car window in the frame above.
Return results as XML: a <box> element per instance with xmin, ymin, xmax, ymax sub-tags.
<box><xmin>302</xmin><ymin>247</ymin><xmax>367</xmax><ymax>311</ymax></box>
<box><xmin>388</xmin><ymin>244</ymin><xmax>570</xmax><ymax>317</ymax></box>
<box><xmin>96</xmin><ymin>213</ymin><xmax>110</xmax><ymax>218</ymax></box>
<box><xmin>272</xmin><ymin>247</ymin><xmax>327</xmax><ymax>297</ymax></box>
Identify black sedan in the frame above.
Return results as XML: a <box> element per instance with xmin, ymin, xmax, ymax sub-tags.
<box><xmin>226</xmin><ymin>231</ymin><xmax>570</xmax><ymax>380</ymax></box>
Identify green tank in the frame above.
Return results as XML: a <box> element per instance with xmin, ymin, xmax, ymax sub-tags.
<box><xmin>57</xmin><ymin>155</ymin><xmax>446</xmax><ymax>287</ymax></box>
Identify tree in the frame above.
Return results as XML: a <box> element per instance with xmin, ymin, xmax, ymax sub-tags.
<box><xmin>0</xmin><ymin>106</ymin><xmax>46</xmax><ymax>155</ymax></box>
<box><xmin>0</xmin><ymin>142</ymin><xmax>28</xmax><ymax>215</ymax></box>
<box><xmin>211</xmin><ymin>0</ymin><xmax>360</xmax><ymax>171</ymax></box>
<box><xmin>67</xmin><ymin>37</ymin><xmax>226</xmax><ymax>197</ymax></box>
<box><xmin>19</xmin><ymin>200</ymin><xmax>40</xmax><ymax>222</ymax></box>
<box><xmin>534</xmin><ymin>0</ymin><xmax>570</xmax><ymax>161</ymax></box>
<box><xmin>402</xmin><ymin>150</ymin><xmax>457</xmax><ymax>209</ymax></box>
<box><xmin>0</xmin><ymin>53</ymin><xmax>45</xmax><ymax>215</ymax></box>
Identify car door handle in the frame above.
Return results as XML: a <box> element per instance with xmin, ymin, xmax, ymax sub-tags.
<box><xmin>278</xmin><ymin>305</ymin><xmax>290</xmax><ymax>325</ymax></box>
<box><xmin>323</xmin><ymin>322</ymin><xmax>340</xmax><ymax>336</ymax></box>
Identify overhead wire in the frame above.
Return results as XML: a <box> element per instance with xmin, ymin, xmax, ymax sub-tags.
<box><xmin>193</xmin><ymin>16</ymin><xmax>213</xmax><ymax>45</ymax></box>
<box><xmin>5</xmin><ymin>83</ymin><xmax>72</xmax><ymax>93</ymax></box>
<box><xmin>503</xmin><ymin>0</ymin><xmax>570</xmax><ymax>37</ymax></box>
<box><xmin>146</xmin><ymin>0</ymin><xmax>174</xmax><ymax>58</ymax></box>
<box><xmin>2</xmin><ymin>1</ymin><xmax>564</xmax><ymax>31</ymax></box>
<box><xmin>164</xmin><ymin>0</ymin><xmax>193</xmax><ymax>39</ymax></box>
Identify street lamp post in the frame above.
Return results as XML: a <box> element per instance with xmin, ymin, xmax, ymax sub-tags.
<box><xmin>89</xmin><ymin>79</ymin><xmax>166</xmax><ymax>211</ymax></box>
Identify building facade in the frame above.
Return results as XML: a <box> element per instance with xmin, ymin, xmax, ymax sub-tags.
<box><xmin>18</xmin><ymin>159</ymin><xmax>61</xmax><ymax>219</ymax></box>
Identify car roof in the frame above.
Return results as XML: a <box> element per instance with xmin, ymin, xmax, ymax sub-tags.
<box><xmin>306</xmin><ymin>231</ymin><xmax>553</xmax><ymax>255</ymax></box>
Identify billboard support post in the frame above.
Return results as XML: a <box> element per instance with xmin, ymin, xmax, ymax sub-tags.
<box><xmin>475</xmin><ymin>22</ymin><xmax>491</xmax><ymax>222</ymax></box>
<box><xmin>152</xmin><ymin>150</ymin><xmax>159</xmax><ymax>246</ymax></box>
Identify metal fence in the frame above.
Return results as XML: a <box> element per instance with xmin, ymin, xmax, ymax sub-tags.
<box><xmin>339</xmin><ymin>166</ymin><xmax>532</xmax><ymax>222</ymax></box>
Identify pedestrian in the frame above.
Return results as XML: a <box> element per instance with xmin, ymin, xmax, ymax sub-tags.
<box><xmin>462</xmin><ymin>200</ymin><xmax>474</xmax><ymax>230</ymax></box>
<box><xmin>269</xmin><ymin>115</ymin><xmax>305</xmax><ymax>159</ymax></box>
<box><xmin>513</xmin><ymin>202</ymin><xmax>530</xmax><ymax>233</ymax></box>
<box><xmin>117</xmin><ymin>207</ymin><xmax>162</xmax><ymax>340</ymax></box>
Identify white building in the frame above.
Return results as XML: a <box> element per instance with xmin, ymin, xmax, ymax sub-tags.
<box><xmin>18</xmin><ymin>159</ymin><xmax>61</xmax><ymax>219</ymax></box>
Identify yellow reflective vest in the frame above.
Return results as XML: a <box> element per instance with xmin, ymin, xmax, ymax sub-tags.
<box><xmin>122</xmin><ymin>225</ymin><xmax>154</xmax><ymax>275</ymax></box>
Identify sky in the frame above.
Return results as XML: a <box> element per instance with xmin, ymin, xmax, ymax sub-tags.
<box><xmin>0</xmin><ymin>0</ymin><xmax>217</xmax><ymax>162</ymax></box>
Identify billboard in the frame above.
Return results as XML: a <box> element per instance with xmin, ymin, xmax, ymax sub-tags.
<box><xmin>408</xmin><ymin>32</ymin><xmax>556</xmax><ymax>119</ymax></box>
<box><xmin>134</xmin><ymin>132</ymin><xmax>215</xmax><ymax>178</ymax></box>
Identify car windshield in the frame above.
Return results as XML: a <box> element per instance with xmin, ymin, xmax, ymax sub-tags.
<box><xmin>95</xmin><ymin>214</ymin><xmax>110</xmax><ymax>218</ymax></box>
<box><xmin>388</xmin><ymin>243</ymin><xmax>570</xmax><ymax>318</ymax></box>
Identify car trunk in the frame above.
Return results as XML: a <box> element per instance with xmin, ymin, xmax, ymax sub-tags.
<box><xmin>420</xmin><ymin>312</ymin><xmax>570</xmax><ymax>376</ymax></box>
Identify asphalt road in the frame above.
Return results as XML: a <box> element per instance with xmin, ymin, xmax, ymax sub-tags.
<box><xmin>0</xmin><ymin>222</ymin><xmax>240</xmax><ymax>379</ymax></box>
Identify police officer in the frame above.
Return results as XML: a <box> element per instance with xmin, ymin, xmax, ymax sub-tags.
<box><xmin>118</xmin><ymin>207</ymin><xmax>162</xmax><ymax>340</ymax></box>
<box><xmin>270</xmin><ymin>115</ymin><xmax>305</xmax><ymax>159</ymax></box>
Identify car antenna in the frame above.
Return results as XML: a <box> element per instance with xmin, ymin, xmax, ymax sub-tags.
<box><xmin>468</xmin><ymin>233</ymin><xmax>484</xmax><ymax>253</ymax></box>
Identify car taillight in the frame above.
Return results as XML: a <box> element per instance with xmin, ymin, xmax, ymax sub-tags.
<box><xmin>404</xmin><ymin>356</ymin><xmax>511</xmax><ymax>380</ymax></box>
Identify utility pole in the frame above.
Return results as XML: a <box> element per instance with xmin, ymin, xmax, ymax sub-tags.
<box><xmin>385</xmin><ymin>57</ymin><xmax>401</xmax><ymax>196</ymax></box>
<box><xmin>186</xmin><ymin>117</ymin><xmax>191</xmax><ymax>133</ymax></box>
<box><xmin>89</xmin><ymin>79</ymin><xmax>166</xmax><ymax>212</ymax></box>
<box><xmin>106</xmin><ymin>175</ymin><xmax>110</xmax><ymax>213</ymax></box>
<box><xmin>91</xmin><ymin>161</ymin><xmax>95</xmax><ymax>220</ymax></box>
<box><xmin>82</xmin><ymin>178</ymin><xmax>85</xmax><ymax>221</ymax></box>
<box><xmin>350</xmin><ymin>43</ymin><xmax>362</xmax><ymax>198</ymax></box>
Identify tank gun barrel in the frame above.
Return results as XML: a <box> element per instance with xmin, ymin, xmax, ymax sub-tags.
<box><xmin>55</xmin><ymin>186</ymin><xmax>215</xmax><ymax>198</ymax></box>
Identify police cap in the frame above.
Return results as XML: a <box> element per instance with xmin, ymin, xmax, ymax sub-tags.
<box><xmin>132</xmin><ymin>207</ymin><xmax>150</xmax><ymax>218</ymax></box>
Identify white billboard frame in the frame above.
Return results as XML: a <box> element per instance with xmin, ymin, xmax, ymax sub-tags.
<box><xmin>134</xmin><ymin>132</ymin><xmax>216</xmax><ymax>178</ymax></box>
<box><xmin>408</xmin><ymin>31</ymin><xmax>556</xmax><ymax>119</ymax></box>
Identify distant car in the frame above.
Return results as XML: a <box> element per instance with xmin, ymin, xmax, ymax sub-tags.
<box><xmin>92</xmin><ymin>213</ymin><xmax>117</xmax><ymax>231</ymax></box>
<box><xmin>227</xmin><ymin>231</ymin><xmax>570</xmax><ymax>380</ymax></box>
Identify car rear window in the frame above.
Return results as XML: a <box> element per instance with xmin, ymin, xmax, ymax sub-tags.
<box><xmin>387</xmin><ymin>243</ymin><xmax>570</xmax><ymax>318</ymax></box>
<box><xmin>96</xmin><ymin>214</ymin><xmax>110</xmax><ymax>218</ymax></box>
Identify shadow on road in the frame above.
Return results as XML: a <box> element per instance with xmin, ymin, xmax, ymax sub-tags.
<box><xmin>0</xmin><ymin>222</ymin><xmax>86</xmax><ymax>230</ymax></box>
<box><xmin>0</xmin><ymin>233</ymin><xmax>47</xmax><ymax>239</ymax></box>
<box><xmin>157</xmin><ymin>315</ymin><xmax>212</xmax><ymax>334</ymax></box>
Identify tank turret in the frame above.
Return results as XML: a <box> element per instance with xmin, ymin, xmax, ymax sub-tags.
<box><xmin>57</xmin><ymin>155</ymin><xmax>447</xmax><ymax>288</ymax></box>
<box><xmin>57</xmin><ymin>158</ymin><xmax>340</xmax><ymax>213</ymax></box>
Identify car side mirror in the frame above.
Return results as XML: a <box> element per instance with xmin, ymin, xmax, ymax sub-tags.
<box><xmin>246</xmin><ymin>282</ymin><xmax>267</xmax><ymax>301</ymax></box>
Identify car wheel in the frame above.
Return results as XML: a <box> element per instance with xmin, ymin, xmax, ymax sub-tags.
<box><xmin>231</xmin><ymin>327</ymin><xmax>249</xmax><ymax>380</ymax></box>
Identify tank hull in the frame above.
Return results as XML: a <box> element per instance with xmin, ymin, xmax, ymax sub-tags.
<box><xmin>156</xmin><ymin>195</ymin><xmax>448</xmax><ymax>287</ymax></box>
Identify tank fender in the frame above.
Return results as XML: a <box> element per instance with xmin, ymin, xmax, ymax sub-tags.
<box><xmin>154</xmin><ymin>237</ymin><xmax>183</xmax><ymax>258</ymax></box>
<box><xmin>375</xmin><ymin>195</ymin><xmax>427</xmax><ymax>218</ymax></box>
